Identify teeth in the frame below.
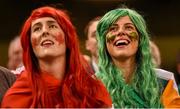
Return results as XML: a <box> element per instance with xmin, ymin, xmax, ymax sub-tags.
<box><xmin>115</xmin><ymin>40</ymin><xmax>128</xmax><ymax>46</ymax></box>
<box><xmin>41</xmin><ymin>40</ymin><xmax>54</xmax><ymax>46</ymax></box>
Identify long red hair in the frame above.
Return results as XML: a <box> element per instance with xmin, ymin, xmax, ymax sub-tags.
<box><xmin>20</xmin><ymin>6</ymin><xmax>109</xmax><ymax>107</ymax></box>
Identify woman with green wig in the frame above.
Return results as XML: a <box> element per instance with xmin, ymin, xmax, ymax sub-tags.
<box><xmin>96</xmin><ymin>8</ymin><xmax>180</xmax><ymax>108</ymax></box>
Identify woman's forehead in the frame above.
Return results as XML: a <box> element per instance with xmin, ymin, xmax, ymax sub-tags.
<box><xmin>31</xmin><ymin>17</ymin><xmax>57</xmax><ymax>26</ymax></box>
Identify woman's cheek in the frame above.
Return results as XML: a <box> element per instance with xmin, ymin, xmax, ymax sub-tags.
<box><xmin>55</xmin><ymin>34</ymin><xmax>65</xmax><ymax>45</ymax></box>
<box><xmin>128</xmin><ymin>32</ymin><xmax>138</xmax><ymax>40</ymax></box>
<box><xmin>31</xmin><ymin>37</ymin><xmax>39</xmax><ymax>48</ymax></box>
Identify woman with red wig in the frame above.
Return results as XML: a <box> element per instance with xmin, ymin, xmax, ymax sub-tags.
<box><xmin>1</xmin><ymin>6</ymin><xmax>112</xmax><ymax>108</ymax></box>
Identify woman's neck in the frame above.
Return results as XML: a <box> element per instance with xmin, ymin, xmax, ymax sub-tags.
<box><xmin>112</xmin><ymin>57</ymin><xmax>136</xmax><ymax>83</ymax></box>
<box><xmin>39</xmin><ymin>56</ymin><xmax>66</xmax><ymax>80</ymax></box>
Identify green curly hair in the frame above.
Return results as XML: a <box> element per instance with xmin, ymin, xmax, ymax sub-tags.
<box><xmin>96</xmin><ymin>8</ymin><xmax>163</xmax><ymax>108</ymax></box>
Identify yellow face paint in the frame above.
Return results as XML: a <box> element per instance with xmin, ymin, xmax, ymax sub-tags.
<box><xmin>106</xmin><ymin>33</ymin><xmax>116</xmax><ymax>42</ymax></box>
<box><xmin>129</xmin><ymin>32</ymin><xmax>138</xmax><ymax>40</ymax></box>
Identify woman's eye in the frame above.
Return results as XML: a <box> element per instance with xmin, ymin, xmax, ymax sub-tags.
<box><xmin>125</xmin><ymin>25</ymin><xmax>135</xmax><ymax>30</ymax></box>
<box><xmin>49</xmin><ymin>25</ymin><xmax>57</xmax><ymax>28</ymax></box>
<box><xmin>108</xmin><ymin>26</ymin><xmax>118</xmax><ymax>32</ymax></box>
<box><xmin>33</xmin><ymin>27</ymin><xmax>41</xmax><ymax>32</ymax></box>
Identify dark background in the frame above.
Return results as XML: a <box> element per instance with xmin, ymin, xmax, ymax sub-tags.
<box><xmin>0</xmin><ymin>0</ymin><xmax>179</xmax><ymax>40</ymax></box>
<box><xmin>0</xmin><ymin>0</ymin><xmax>180</xmax><ymax>81</ymax></box>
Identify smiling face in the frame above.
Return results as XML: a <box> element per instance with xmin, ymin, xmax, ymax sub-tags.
<box><xmin>31</xmin><ymin>17</ymin><xmax>66</xmax><ymax>60</ymax></box>
<box><xmin>106</xmin><ymin>16</ymin><xmax>139</xmax><ymax>60</ymax></box>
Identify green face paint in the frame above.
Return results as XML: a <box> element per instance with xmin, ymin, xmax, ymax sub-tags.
<box><xmin>129</xmin><ymin>32</ymin><xmax>138</xmax><ymax>40</ymax></box>
<box><xmin>106</xmin><ymin>33</ymin><xmax>116</xmax><ymax>42</ymax></box>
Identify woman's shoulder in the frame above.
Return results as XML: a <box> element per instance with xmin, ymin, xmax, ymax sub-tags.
<box><xmin>155</xmin><ymin>68</ymin><xmax>175</xmax><ymax>81</ymax></box>
<box><xmin>156</xmin><ymin>69</ymin><xmax>180</xmax><ymax>108</ymax></box>
<box><xmin>155</xmin><ymin>68</ymin><xmax>179</xmax><ymax>93</ymax></box>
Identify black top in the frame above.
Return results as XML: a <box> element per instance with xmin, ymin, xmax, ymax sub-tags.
<box><xmin>0</xmin><ymin>66</ymin><xmax>16</xmax><ymax>103</ymax></box>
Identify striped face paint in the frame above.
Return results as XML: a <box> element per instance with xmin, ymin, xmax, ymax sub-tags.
<box><xmin>106</xmin><ymin>33</ymin><xmax>116</xmax><ymax>43</ymax></box>
<box><xmin>129</xmin><ymin>32</ymin><xmax>138</xmax><ymax>40</ymax></box>
<box><xmin>106</xmin><ymin>31</ymin><xmax>138</xmax><ymax>43</ymax></box>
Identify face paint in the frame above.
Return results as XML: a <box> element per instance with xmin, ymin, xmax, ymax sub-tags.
<box><xmin>106</xmin><ymin>33</ymin><xmax>116</xmax><ymax>43</ymax></box>
<box><xmin>106</xmin><ymin>32</ymin><xmax>138</xmax><ymax>43</ymax></box>
<box><xmin>129</xmin><ymin>32</ymin><xmax>138</xmax><ymax>40</ymax></box>
<box><xmin>31</xmin><ymin>37</ymin><xmax>39</xmax><ymax>48</ymax></box>
<box><xmin>54</xmin><ymin>34</ymin><xmax>65</xmax><ymax>45</ymax></box>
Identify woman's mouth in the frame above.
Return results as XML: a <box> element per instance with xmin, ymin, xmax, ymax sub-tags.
<box><xmin>41</xmin><ymin>39</ymin><xmax>54</xmax><ymax>47</ymax></box>
<box><xmin>114</xmin><ymin>39</ymin><xmax>130</xmax><ymax>47</ymax></box>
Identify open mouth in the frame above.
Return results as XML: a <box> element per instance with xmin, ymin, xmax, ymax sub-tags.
<box><xmin>114</xmin><ymin>39</ymin><xmax>130</xmax><ymax>47</ymax></box>
<box><xmin>41</xmin><ymin>39</ymin><xmax>54</xmax><ymax>46</ymax></box>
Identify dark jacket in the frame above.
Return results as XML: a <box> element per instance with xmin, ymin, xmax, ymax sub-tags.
<box><xmin>0</xmin><ymin>66</ymin><xmax>16</xmax><ymax>102</ymax></box>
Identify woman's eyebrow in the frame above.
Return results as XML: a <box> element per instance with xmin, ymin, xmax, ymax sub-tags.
<box><xmin>111</xmin><ymin>23</ymin><xmax>118</xmax><ymax>27</ymax></box>
<box><xmin>47</xmin><ymin>20</ymin><xmax>57</xmax><ymax>24</ymax></box>
<box><xmin>124</xmin><ymin>23</ymin><xmax>134</xmax><ymax>26</ymax></box>
<box><xmin>32</xmin><ymin>22</ymin><xmax>41</xmax><ymax>28</ymax></box>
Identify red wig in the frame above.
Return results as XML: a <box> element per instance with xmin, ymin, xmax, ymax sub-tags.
<box><xmin>20</xmin><ymin>6</ymin><xmax>111</xmax><ymax>107</ymax></box>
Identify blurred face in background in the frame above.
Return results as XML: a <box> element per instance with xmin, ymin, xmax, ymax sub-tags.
<box><xmin>150</xmin><ymin>41</ymin><xmax>161</xmax><ymax>68</ymax></box>
<box><xmin>31</xmin><ymin>17</ymin><xmax>66</xmax><ymax>60</ymax></box>
<box><xmin>8</xmin><ymin>37</ymin><xmax>23</xmax><ymax>70</ymax></box>
<box><xmin>85</xmin><ymin>20</ymin><xmax>99</xmax><ymax>57</ymax></box>
<box><xmin>106</xmin><ymin>16</ymin><xmax>139</xmax><ymax>61</ymax></box>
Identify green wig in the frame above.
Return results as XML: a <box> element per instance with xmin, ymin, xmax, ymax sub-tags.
<box><xmin>96</xmin><ymin>8</ymin><xmax>163</xmax><ymax>108</ymax></box>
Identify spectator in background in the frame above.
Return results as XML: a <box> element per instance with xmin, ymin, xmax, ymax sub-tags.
<box><xmin>7</xmin><ymin>36</ymin><xmax>23</xmax><ymax>70</ymax></box>
<box><xmin>96</xmin><ymin>8</ymin><xmax>180</xmax><ymax>108</ymax></box>
<box><xmin>0</xmin><ymin>66</ymin><xmax>16</xmax><ymax>103</ymax></box>
<box><xmin>149</xmin><ymin>40</ymin><xmax>180</xmax><ymax>95</ymax></box>
<box><xmin>150</xmin><ymin>40</ymin><xmax>161</xmax><ymax>68</ymax></box>
<box><xmin>84</xmin><ymin>17</ymin><xmax>101</xmax><ymax>72</ymax></box>
<box><xmin>1</xmin><ymin>6</ymin><xmax>112</xmax><ymax>108</ymax></box>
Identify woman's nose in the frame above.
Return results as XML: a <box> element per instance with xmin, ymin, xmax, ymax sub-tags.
<box><xmin>116</xmin><ymin>28</ymin><xmax>126</xmax><ymax>36</ymax></box>
<box><xmin>42</xmin><ymin>25</ymin><xmax>49</xmax><ymax>36</ymax></box>
<box><xmin>42</xmin><ymin>25</ymin><xmax>49</xmax><ymax>32</ymax></box>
